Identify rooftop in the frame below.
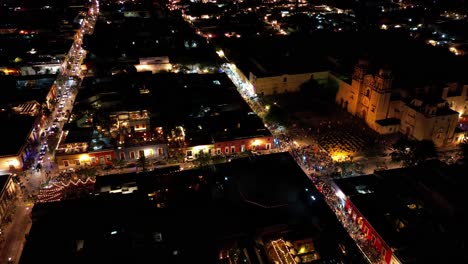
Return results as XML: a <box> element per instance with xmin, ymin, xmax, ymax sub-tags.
<box><xmin>62</xmin><ymin>124</ymin><xmax>94</xmax><ymax>144</ymax></box>
<box><xmin>375</xmin><ymin>118</ymin><xmax>400</xmax><ymax>126</ymax></box>
<box><xmin>77</xmin><ymin>73</ymin><xmax>270</xmax><ymax>145</ymax></box>
<box><xmin>333</xmin><ymin>160</ymin><xmax>468</xmax><ymax>263</ymax></box>
<box><xmin>238</xmin><ymin>55</ymin><xmax>330</xmax><ymax>78</ymax></box>
<box><xmin>0</xmin><ymin>174</ymin><xmax>10</xmax><ymax>194</ymax></box>
<box><xmin>0</xmin><ymin>75</ymin><xmax>54</xmax><ymax>106</ymax></box>
<box><xmin>0</xmin><ymin>112</ymin><xmax>35</xmax><ymax>156</ymax></box>
<box><xmin>21</xmin><ymin>153</ymin><xmax>367</xmax><ymax>264</ymax></box>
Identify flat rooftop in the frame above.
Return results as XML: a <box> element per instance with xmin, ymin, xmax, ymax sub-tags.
<box><xmin>21</xmin><ymin>153</ymin><xmax>367</xmax><ymax>264</ymax></box>
<box><xmin>237</xmin><ymin>55</ymin><xmax>330</xmax><ymax>78</ymax></box>
<box><xmin>0</xmin><ymin>75</ymin><xmax>55</xmax><ymax>105</ymax></box>
<box><xmin>333</xmin><ymin>160</ymin><xmax>468</xmax><ymax>263</ymax></box>
<box><xmin>0</xmin><ymin>174</ymin><xmax>10</xmax><ymax>193</ymax></box>
<box><xmin>0</xmin><ymin>112</ymin><xmax>35</xmax><ymax>156</ymax></box>
<box><xmin>77</xmin><ymin>73</ymin><xmax>271</xmax><ymax>144</ymax></box>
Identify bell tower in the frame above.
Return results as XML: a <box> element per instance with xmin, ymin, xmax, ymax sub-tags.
<box><xmin>349</xmin><ymin>59</ymin><xmax>370</xmax><ymax>115</ymax></box>
<box><xmin>352</xmin><ymin>59</ymin><xmax>369</xmax><ymax>83</ymax></box>
<box><xmin>374</xmin><ymin>69</ymin><xmax>392</xmax><ymax>94</ymax></box>
<box><xmin>369</xmin><ymin>68</ymin><xmax>393</xmax><ymax>123</ymax></box>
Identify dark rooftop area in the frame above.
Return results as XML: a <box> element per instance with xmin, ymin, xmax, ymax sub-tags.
<box><xmin>0</xmin><ymin>174</ymin><xmax>10</xmax><ymax>193</ymax></box>
<box><xmin>221</xmin><ymin>31</ymin><xmax>468</xmax><ymax>86</ymax></box>
<box><xmin>76</xmin><ymin>72</ymin><xmax>270</xmax><ymax>144</ymax></box>
<box><xmin>21</xmin><ymin>153</ymin><xmax>367</xmax><ymax>264</ymax></box>
<box><xmin>0</xmin><ymin>75</ymin><xmax>54</xmax><ymax>105</ymax></box>
<box><xmin>333</xmin><ymin>160</ymin><xmax>468</xmax><ymax>263</ymax></box>
<box><xmin>0</xmin><ymin>113</ymin><xmax>35</xmax><ymax>156</ymax></box>
<box><xmin>62</xmin><ymin>124</ymin><xmax>94</xmax><ymax>144</ymax></box>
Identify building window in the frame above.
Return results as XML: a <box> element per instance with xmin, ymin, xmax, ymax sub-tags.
<box><xmin>75</xmin><ymin>159</ymin><xmax>80</xmax><ymax>165</ymax></box>
<box><xmin>63</xmin><ymin>160</ymin><xmax>69</xmax><ymax>167</ymax></box>
<box><xmin>208</xmin><ymin>148</ymin><xmax>212</xmax><ymax>155</ymax></box>
<box><xmin>231</xmin><ymin>146</ymin><xmax>235</xmax><ymax>153</ymax></box>
<box><xmin>139</xmin><ymin>150</ymin><xmax>144</xmax><ymax>158</ymax></box>
<box><xmin>266</xmin><ymin>143</ymin><xmax>271</xmax><ymax>150</ymax></box>
<box><xmin>91</xmin><ymin>157</ymin><xmax>96</xmax><ymax>164</ymax></box>
<box><xmin>216</xmin><ymin>148</ymin><xmax>221</xmax><ymax>155</ymax></box>
<box><xmin>283</xmin><ymin>77</ymin><xmax>287</xmax><ymax>82</ymax></box>
<box><xmin>120</xmin><ymin>152</ymin><xmax>125</xmax><ymax>160</ymax></box>
<box><xmin>225</xmin><ymin>147</ymin><xmax>229</xmax><ymax>154</ymax></box>
<box><xmin>158</xmin><ymin>148</ymin><xmax>163</xmax><ymax>155</ymax></box>
<box><xmin>187</xmin><ymin>150</ymin><xmax>193</xmax><ymax>157</ymax></box>
<box><xmin>130</xmin><ymin>151</ymin><xmax>135</xmax><ymax>159</ymax></box>
<box><xmin>106</xmin><ymin>155</ymin><xmax>112</xmax><ymax>161</ymax></box>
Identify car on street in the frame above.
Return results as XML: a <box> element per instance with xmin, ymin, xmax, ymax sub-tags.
<box><xmin>184</xmin><ymin>156</ymin><xmax>196</xmax><ymax>162</ymax></box>
<box><xmin>125</xmin><ymin>163</ymin><xmax>136</xmax><ymax>168</ymax></box>
<box><xmin>154</xmin><ymin>160</ymin><xmax>167</xmax><ymax>166</ymax></box>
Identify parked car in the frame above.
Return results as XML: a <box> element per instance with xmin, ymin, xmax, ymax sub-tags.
<box><xmin>154</xmin><ymin>160</ymin><xmax>167</xmax><ymax>166</ymax></box>
<box><xmin>125</xmin><ymin>163</ymin><xmax>136</xmax><ymax>168</ymax></box>
<box><xmin>184</xmin><ymin>156</ymin><xmax>196</xmax><ymax>162</ymax></box>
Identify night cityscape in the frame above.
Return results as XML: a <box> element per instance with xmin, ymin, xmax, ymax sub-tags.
<box><xmin>0</xmin><ymin>0</ymin><xmax>467</xmax><ymax>263</ymax></box>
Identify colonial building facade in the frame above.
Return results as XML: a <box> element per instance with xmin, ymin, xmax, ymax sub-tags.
<box><xmin>335</xmin><ymin>61</ymin><xmax>466</xmax><ymax>147</ymax></box>
<box><xmin>0</xmin><ymin>174</ymin><xmax>18</xmax><ymax>226</ymax></box>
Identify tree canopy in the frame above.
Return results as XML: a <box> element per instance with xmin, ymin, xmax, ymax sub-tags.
<box><xmin>460</xmin><ymin>141</ymin><xmax>468</xmax><ymax>161</ymax></box>
<box><xmin>391</xmin><ymin>137</ymin><xmax>437</xmax><ymax>166</ymax></box>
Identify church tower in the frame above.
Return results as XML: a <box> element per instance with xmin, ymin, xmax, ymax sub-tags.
<box><xmin>350</xmin><ymin>59</ymin><xmax>369</xmax><ymax>115</ymax></box>
<box><xmin>368</xmin><ymin>69</ymin><xmax>393</xmax><ymax>126</ymax></box>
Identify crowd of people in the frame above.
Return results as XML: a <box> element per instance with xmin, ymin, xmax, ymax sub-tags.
<box><xmin>226</xmin><ymin>71</ymin><xmax>390</xmax><ymax>263</ymax></box>
<box><xmin>314</xmin><ymin>119</ymin><xmax>379</xmax><ymax>155</ymax></box>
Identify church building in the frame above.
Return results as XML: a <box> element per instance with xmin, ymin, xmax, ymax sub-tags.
<box><xmin>335</xmin><ymin>60</ymin><xmax>466</xmax><ymax>147</ymax></box>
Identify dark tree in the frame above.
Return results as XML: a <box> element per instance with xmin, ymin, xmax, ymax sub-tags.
<box><xmin>391</xmin><ymin>137</ymin><xmax>437</xmax><ymax>166</ymax></box>
<box><xmin>412</xmin><ymin>140</ymin><xmax>438</xmax><ymax>164</ymax></box>
<box><xmin>194</xmin><ymin>152</ymin><xmax>211</xmax><ymax>168</ymax></box>
<box><xmin>264</xmin><ymin>104</ymin><xmax>288</xmax><ymax>125</ymax></box>
<box><xmin>459</xmin><ymin>141</ymin><xmax>468</xmax><ymax>160</ymax></box>
<box><xmin>137</xmin><ymin>156</ymin><xmax>149</xmax><ymax>172</ymax></box>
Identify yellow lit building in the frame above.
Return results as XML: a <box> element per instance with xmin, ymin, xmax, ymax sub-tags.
<box><xmin>0</xmin><ymin>157</ymin><xmax>22</xmax><ymax>173</ymax></box>
<box><xmin>0</xmin><ymin>174</ymin><xmax>18</xmax><ymax>226</ymax></box>
<box><xmin>250</xmin><ymin>71</ymin><xmax>329</xmax><ymax>96</ymax></box>
<box><xmin>185</xmin><ymin>144</ymin><xmax>215</xmax><ymax>158</ymax></box>
<box><xmin>443</xmin><ymin>83</ymin><xmax>468</xmax><ymax>118</ymax></box>
<box><xmin>335</xmin><ymin>61</ymin><xmax>464</xmax><ymax>147</ymax></box>
<box><xmin>234</xmin><ymin>56</ymin><xmax>330</xmax><ymax>96</ymax></box>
